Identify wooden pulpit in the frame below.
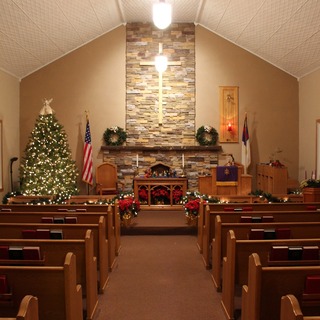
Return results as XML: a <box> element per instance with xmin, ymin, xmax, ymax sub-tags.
<box><xmin>212</xmin><ymin>163</ymin><xmax>252</xmax><ymax>195</ymax></box>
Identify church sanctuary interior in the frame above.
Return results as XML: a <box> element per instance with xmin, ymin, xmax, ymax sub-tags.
<box><xmin>1</xmin><ymin>1</ymin><xmax>320</xmax><ymax>320</ymax></box>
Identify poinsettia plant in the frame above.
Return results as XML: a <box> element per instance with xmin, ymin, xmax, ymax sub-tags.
<box><xmin>151</xmin><ymin>187</ymin><xmax>170</xmax><ymax>201</ymax></box>
<box><xmin>118</xmin><ymin>194</ymin><xmax>141</xmax><ymax>219</ymax></box>
<box><xmin>172</xmin><ymin>188</ymin><xmax>183</xmax><ymax>204</ymax></box>
<box><xmin>184</xmin><ymin>198</ymin><xmax>201</xmax><ymax>217</ymax></box>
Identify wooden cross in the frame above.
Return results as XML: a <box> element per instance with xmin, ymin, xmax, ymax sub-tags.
<box><xmin>140</xmin><ymin>43</ymin><xmax>181</xmax><ymax>125</ymax></box>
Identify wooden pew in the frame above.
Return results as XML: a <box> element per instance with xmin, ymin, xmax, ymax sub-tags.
<box><xmin>0</xmin><ymin>295</ymin><xmax>39</xmax><ymax>320</ymax></box>
<box><xmin>0</xmin><ymin>205</ymin><xmax>118</xmax><ymax>271</ymax></box>
<box><xmin>241</xmin><ymin>253</ymin><xmax>320</xmax><ymax>320</ymax></box>
<box><xmin>0</xmin><ymin>217</ymin><xmax>109</xmax><ymax>293</ymax></box>
<box><xmin>0</xmin><ymin>229</ymin><xmax>98</xmax><ymax>320</ymax></box>
<box><xmin>198</xmin><ymin>201</ymin><xmax>320</xmax><ymax>252</ymax></box>
<box><xmin>201</xmin><ymin>205</ymin><xmax>320</xmax><ymax>268</ymax></box>
<box><xmin>0</xmin><ymin>252</ymin><xmax>83</xmax><ymax>320</ymax></box>
<box><xmin>0</xmin><ymin>203</ymin><xmax>120</xmax><ymax>264</ymax></box>
<box><xmin>212</xmin><ymin>216</ymin><xmax>320</xmax><ymax>290</ymax></box>
<box><xmin>221</xmin><ymin>230</ymin><xmax>320</xmax><ymax>320</ymax></box>
<box><xmin>280</xmin><ymin>295</ymin><xmax>320</xmax><ymax>320</ymax></box>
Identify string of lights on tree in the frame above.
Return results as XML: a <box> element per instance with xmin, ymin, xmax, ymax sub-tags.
<box><xmin>19</xmin><ymin>100</ymin><xmax>79</xmax><ymax>202</ymax></box>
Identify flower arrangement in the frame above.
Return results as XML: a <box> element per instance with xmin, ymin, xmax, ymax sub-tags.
<box><xmin>172</xmin><ymin>188</ymin><xmax>183</xmax><ymax>204</ymax></box>
<box><xmin>196</xmin><ymin>125</ymin><xmax>218</xmax><ymax>146</ymax></box>
<box><xmin>103</xmin><ymin>126</ymin><xmax>127</xmax><ymax>146</ymax></box>
<box><xmin>300</xmin><ymin>179</ymin><xmax>320</xmax><ymax>189</ymax></box>
<box><xmin>151</xmin><ymin>186</ymin><xmax>170</xmax><ymax>204</ymax></box>
<box><xmin>138</xmin><ymin>187</ymin><xmax>148</xmax><ymax>202</ymax></box>
<box><xmin>269</xmin><ymin>160</ymin><xmax>284</xmax><ymax>167</ymax></box>
<box><xmin>184</xmin><ymin>198</ymin><xmax>201</xmax><ymax>217</ymax></box>
<box><xmin>118</xmin><ymin>194</ymin><xmax>141</xmax><ymax>220</ymax></box>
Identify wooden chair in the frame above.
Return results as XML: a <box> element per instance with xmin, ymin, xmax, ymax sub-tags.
<box><xmin>95</xmin><ymin>162</ymin><xmax>123</xmax><ymax>196</ymax></box>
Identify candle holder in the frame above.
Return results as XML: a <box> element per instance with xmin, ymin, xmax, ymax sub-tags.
<box><xmin>181</xmin><ymin>166</ymin><xmax>186</xmax><ymax>177</ymax></box>
<box><xmin>134</xmin><ymin>166</ymin><xmax>139</xmax><ymax>177</ymax></box>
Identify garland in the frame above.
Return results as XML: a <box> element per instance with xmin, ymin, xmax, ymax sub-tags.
<box><xmin>195</xmin><ymin>125</ymin><xmax>218</xmax><ymax>146</ymax></box>
<box><xmin>103</xmin><ymin>126</ymin><xmax>127</xmax><ymax>146</ymax></box>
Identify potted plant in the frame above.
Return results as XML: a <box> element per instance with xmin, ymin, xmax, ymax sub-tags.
<box><xmin>118</xmin><ymin>194</ymin><xmax>141</xmax><ymax>226</ymax></box>
<box><xmin>172</xmin><ymin>187</ymin><xmax>183</xmax><ymax>204</ymax></box>
<box><xmin>183</xmin><ymin>197</ymin><xmax>201</xmax><ymax>226</ymax></box>
<box><xmin>300</xmin><ymin>179</ymin><xmax>320</xmax><ymax>202</ymax></box>
<box><xmin>151</xmin><ymin>186</ymin><xmax>170</xmax><ymax>205</ymax></box>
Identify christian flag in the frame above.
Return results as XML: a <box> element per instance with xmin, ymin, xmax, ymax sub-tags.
<box><xmin>241</xmin><ymin>114</ymin><xmax>251</xmax><ymax>174</ymax></box>
<box><xmin>82</xmin><ymin>115</ymin><xmax>93</xmax><ymax>185</ymax></box>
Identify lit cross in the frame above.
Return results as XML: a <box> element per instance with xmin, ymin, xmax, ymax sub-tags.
<box><xmin>140</xmin><ymin>43</ymin><xmax>181</xmax><ymax>125</ymax></box>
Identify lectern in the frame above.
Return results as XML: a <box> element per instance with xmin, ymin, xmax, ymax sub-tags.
<box><xmin>198</xmin><ymin>163</ymin><xmax>252</xmax><ymax>195</ymax></box>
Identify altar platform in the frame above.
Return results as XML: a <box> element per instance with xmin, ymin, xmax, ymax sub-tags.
<box><xmin>121</xmin><ymin>209</ymin><xmax>196</xmax><ymax>236</ymax></box>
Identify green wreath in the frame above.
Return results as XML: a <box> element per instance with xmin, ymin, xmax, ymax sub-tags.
<box><xmin>103</xmin><ymin>126</ymin><xmax>127</xmax><ymax>146</ymax></box>
<box><xmin>195</xmin><ymin>125</ymin><xmax>218</xmax><ymax>146</ymax></box>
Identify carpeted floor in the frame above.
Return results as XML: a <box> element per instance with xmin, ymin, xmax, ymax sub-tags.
<box><xmin>93</xmin><ymin>210</ymin><xmax>227</xmax><ymax>320</ymax></box>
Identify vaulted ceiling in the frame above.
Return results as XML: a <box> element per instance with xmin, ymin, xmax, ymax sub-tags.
<box><xmin>1</xmin><ymin>0</ymin><xmax>320</xmax><ymax>80</ymax></box>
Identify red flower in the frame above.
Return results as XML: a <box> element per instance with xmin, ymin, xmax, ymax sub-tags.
<box><xmin>138</xmin><ymin>188</ymin><xmax>148</xmax><ymax>201</ymax></box>
<box><xmin>172</xmin><ymin>188</ymin><xmax>183</xmax><ymax>203</ymax></box>
<box><xmin>152</xmin><ymin>187</ymin><xmax>169</xmax><ymax>199</ymax></box>
<box><xmin>184</xmin><ymin>198</ymin><xmax>200</xmax><ymax>215</ymax></box>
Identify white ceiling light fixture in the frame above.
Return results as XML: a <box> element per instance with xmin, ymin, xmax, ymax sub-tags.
<box><xmin>153</xmin><ymin>0</ymin><xmax>172</xmax><ymax>30</ymax></box>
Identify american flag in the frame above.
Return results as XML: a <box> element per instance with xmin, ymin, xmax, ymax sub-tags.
<box><xmin>82</xmin><ymin>117</ymin><xmax>93</xmax><ymax>185</ymax></box>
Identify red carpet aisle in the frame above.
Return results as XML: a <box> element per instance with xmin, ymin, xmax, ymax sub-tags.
<box><xmin>93</xmin><ymin>210</ymin><xmax>226</xmax><ymax>320</ymax></box>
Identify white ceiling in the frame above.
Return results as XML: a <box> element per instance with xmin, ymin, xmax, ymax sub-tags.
<box><xmin>1</xmin><ymin>0</ymin><xmax>320</xmax><ymax>80</ymax></box>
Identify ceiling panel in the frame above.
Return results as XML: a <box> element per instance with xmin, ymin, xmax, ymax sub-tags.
<box><xmin>1</xmin><ymin>0</ymin><xmax>320</xmax><ymax>79</ymax></box>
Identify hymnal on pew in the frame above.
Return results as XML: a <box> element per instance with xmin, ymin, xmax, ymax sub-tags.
<box><xmin>302</xmin><ymin>246</ymin><xmax>319</xmax><ymax>260</ymax></box>
<box><xmin>54</xmin><ymin>217</ymin><xmax>65</xmax><ymax>224</ymax></box>
<box><xmin>50</xmin><ymin>229</ymin><xmax>63</xmax><ymax>239</ymax></box>
<box><xmin>36</xmin><ymin>228</ymin><xmax>50</xmax><ymax>239</ymax></box>
<box><xmin>249</xmin><ymin>228</ymin><xmax>264</xmax><ymax>240</ymax></box>
<box><xmin>288</xmin><ymin>246</ymin><xmax>303</xmax><ymax>260</ymax></box>
<box><xmin>264</xmin><ymin>229</ymin><xmax>276</xmax><ymax>239</ymax></box>
<box><xmin>8</xmin><ymin>246</ymin><xmax>23</xmax><ymax>260</ymax></box>
<box><xmin>41</xmin><ymin>217</ymin><xmax>54</xmax><ymax>223</ymax></box>
<box><xmin>64</xmin><ymin>216</ymin><xmax>77</xmax><ymax>223</ymax></box>
<box><xmin>269</xmin><ymin>246</ymin><xmax>289</xmax><ymax>261</ymax></box>
<box><xmin>22</xmin><ymin>229</ymin><xmax>37</xmax><ymax>239</ymax></box>
<box><xmin>0</xmin><ymin>246</ymin><xmax>9</xmax><ymax>259</ymax></box>
<box><xmin>23</xmin><ymin>246</ymin><xmax>41</xmax><ymax>260</ymax></box>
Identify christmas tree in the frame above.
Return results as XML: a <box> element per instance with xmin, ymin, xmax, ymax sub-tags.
<box><xmin>19</xmin><ymin>99</ymin><xmax>79</xmax><ymax>202</ymax></box>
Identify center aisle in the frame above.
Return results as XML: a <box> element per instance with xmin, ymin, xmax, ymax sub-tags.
<box><xmin>93</xmin><ymin>209</ymin><xmax>226</xmax><ymax>320</ymax></box>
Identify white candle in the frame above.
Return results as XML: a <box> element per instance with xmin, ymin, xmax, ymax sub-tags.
<box><xmin>182</xmin><ymin>153</ymin><xmax>185</xmax><ymax>168</ymax></box>
<box><xmin>136</xmin><ymin>154</ymin><xmax>139</xmax><ymax>167</ymax></box>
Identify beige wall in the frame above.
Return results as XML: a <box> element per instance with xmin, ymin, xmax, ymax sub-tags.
<box><xmin>20</xmin><ymin>26</ymin><xmax>126</xmax><ymax>194</ymax></box>
<box><xmin>299</xmin><ymin>68</ymin><xmax>320</xmax><ymax>181</ymax></box>
<box><xmin>0</xmin><ymin>69</ymin><xmax>20</xmax><ymax>197</ymax></box>
<box><xmin>19</xmin><ymin>24</ymin><xmax>300</xmax><ymax>194</ymax></box>
<box><xmin>196</xmin><ymin>26</ymin><xmax>299</xmax><ymax>185</ymax></box>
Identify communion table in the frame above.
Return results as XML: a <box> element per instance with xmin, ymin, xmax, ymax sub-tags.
<box><xmin>133</xmin><ymin>177</ymin><xmax>187</xmax><ymax>209</ymax></box>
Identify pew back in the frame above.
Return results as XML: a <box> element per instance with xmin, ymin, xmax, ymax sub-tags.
<box><xmin>221</xmin><ymin>230</ymin><xmax>320</xmax><ymax>320</ymax></box>
<box><xmin>0</xmin><ymin>252</ymin><xmax>83</xmax><ymax>320</ymax></box>
<box><xmin>280</xmin><ymin>295</ymin><xmax>320</xmax><ymax>320</ymax></box>
<box><xmin>0</xmin><ymin>229</ymin><xmax>99</xmax><ymax>319</ymax></box>
<box><xmin>242</xmin><ymin>253</ymin><xmax>320</xmax><ymax>320</ymax></box>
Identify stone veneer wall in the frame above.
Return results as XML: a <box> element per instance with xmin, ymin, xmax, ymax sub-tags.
<box><xmin>102</xmin><ymin>149</ymin><xmax>218</xmax><ymax>192</ymax></box>
<box><xmin>126</xmin><ymin>22</ymin><xmax>195</xmax><ymax>146</ymax></box>
<box><xmin>102</xmin><ymin>23</ymin><xmax>220</xmax><ymax>193</ymax></box>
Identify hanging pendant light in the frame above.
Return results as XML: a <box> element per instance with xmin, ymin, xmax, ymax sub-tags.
<box><xmin>153</xmin><ymin>0</ymin><xmax>172</xmax><ymax>30</ymax></box>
